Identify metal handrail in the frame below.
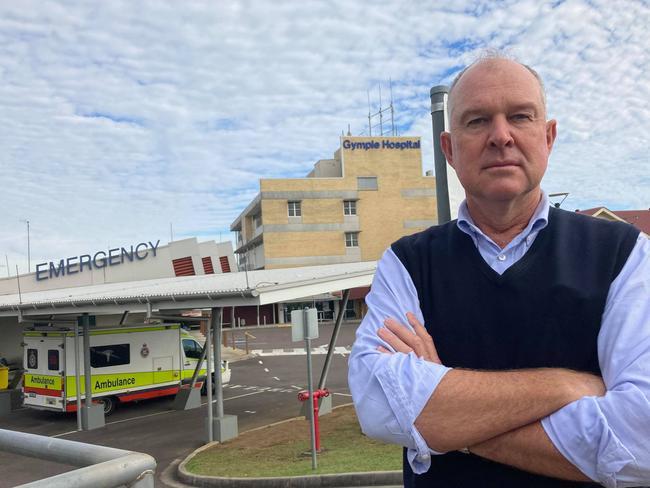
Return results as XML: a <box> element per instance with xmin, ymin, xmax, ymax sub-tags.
<box><xmin>0</xmin><ymin>428</ymin><xmax>156</xmax><ymax>487</ymax></box>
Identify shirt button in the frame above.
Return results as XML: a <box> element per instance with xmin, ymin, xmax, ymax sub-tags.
<box><xmin>497</xmin><ymin>254</ymin><xmax>506</xmax><ymax>261</ymax></box>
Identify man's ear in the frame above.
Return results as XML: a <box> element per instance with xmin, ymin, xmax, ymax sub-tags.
<box><xmin>440</xmin><ymin>131</ymin><xmax>455</xmax><ymax>169</ymax></box>
<box><xmin>546</xmin><ymin>119</ymin><xmax>557</xmax><ymax>153</ymax></box>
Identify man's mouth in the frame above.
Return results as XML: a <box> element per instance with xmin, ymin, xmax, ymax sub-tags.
<box><xmin>484</xmin><ymin>160</ymin><xmax>520</xmax><ymax>169</ymax></box>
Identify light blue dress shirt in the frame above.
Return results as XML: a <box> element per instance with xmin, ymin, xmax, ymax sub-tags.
<box><xmin>348</xmin><ymin>192</ymin><xmax>650</xmax><ymax>488</ymax></box>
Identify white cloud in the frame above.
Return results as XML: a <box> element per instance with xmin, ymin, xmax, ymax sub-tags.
<box><xmin>0</xmin><ymin>0</ymin><xmax>647</xmax><ymax>272</ymax></box>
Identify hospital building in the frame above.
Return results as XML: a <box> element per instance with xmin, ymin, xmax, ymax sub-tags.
<box><xmin>230</xmin><ymin>135</ymin><xmax>438</xmax><ymax>320</ymax></box>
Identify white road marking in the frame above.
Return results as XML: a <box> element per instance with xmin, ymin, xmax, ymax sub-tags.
<box><xmin>263</xmin><ymin>368</ymin><xmax>269</xmax><ymax>372</ymax></box>
<box><xmin>225</xmin><ymin>384</ymin><xmax>297</xmax><ymax>393</ymax></box>
<box><xmin>252</xmin><ymin>346</ymin><xmax>352</xmax><ymax>357</ymax></box>
<box><xmin>52</xmin><ymin>429</ymin><xmax>80</xmax><ymax>438</ymax></box>
<box><xmin>272</xmin><ymin>376</ymin><xmax>280</xmax><ymax>381</ymax></box>
<box><xmin>223</xmin><ymin>391</ymin><xmax>266</xmax><ymax>401</ymax></box>
<box><xmin>258</xmin><ymin>360</ymin><xmax>264</xmax><ymax>364</ymax></box>
<box><xmin>333</xmin><ymin>392</ymin><xmax>353</xmax><ymax>397</ymax></box>
<box><xmin>291</xmin><ymin>385</ymin><xmax>302</xmax><ymax>390</ymax></box>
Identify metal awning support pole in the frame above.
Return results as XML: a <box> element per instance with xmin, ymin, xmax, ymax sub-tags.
<box><xmin>205</xmin><ymin>317</ymin><xmax>213</xmax><ymax>443</ymax></box>
<box><xmin>82</xmin><ymin>313</ymin><xmax>92</xmax><ymax>418</ymax></box>
<box><xmin>81</xmin><ymin>313</ymin><xmax>104</xmax><ymax>430</ymax></box>
<box><xmin>208</xmin><ymin>307</ymin><xmax>237</xmax><ymax>442</ymax></box>
<box><xmin>318</xmin><ymin>289</ymin><xmax>351</xmax><ymax>390</ymax></box>
<box><xmin>73</xmin><ymin>318</ymin><xmax>82</xmax><ymax>431</ymax></box>
<box><xmin>212</xmin><ymin>307</ymin><xmax>224</xmax><ymax>418</ymax></box>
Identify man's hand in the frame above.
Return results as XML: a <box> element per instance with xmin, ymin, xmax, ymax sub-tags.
<box><xmin>378</xmin><ymin>312</ymin><xmax>441</xmax><ymax>364</ymax></box>
<box><xmin>375</xmin><ymin>312</ymin><xmax>606</xmax><ymax>454</ymax></box>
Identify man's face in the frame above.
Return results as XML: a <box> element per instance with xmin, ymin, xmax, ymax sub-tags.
<box><xmin>441</xmin><ymin>59</ymin><xmax>557</xmax><ymax>205</ymax></box>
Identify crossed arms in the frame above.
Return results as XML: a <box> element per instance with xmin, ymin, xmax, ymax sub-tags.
<box><xmin>381</xmin><ymin>313</ymin><xmax>601</xmax><ymax>481</ymax></box>
<box><xmin>348</xmin><ymin>238</ymin><xmax>650</xmax><ymax>488</ymax></box>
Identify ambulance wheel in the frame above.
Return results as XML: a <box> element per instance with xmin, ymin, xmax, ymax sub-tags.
<box><xmin>99</xmin><ymin>396</ymin><xmax>117</xmax><ymax>416</ymax></box>
<box><xmin>200</xmin><ymin>375</ymin><xmax>215</xmax><ymax>395</ymax></box>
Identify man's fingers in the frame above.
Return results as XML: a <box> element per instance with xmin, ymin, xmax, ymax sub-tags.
<box><xmin>377</xmin><ymin>345</ymin><xmax>392</xmax><ymax>354</ymax></box>
<box><xmin>378</xmin><ymin>326</ymin><xmax>413</xmax><ymax>354</ymax></box>
<box><xmin>383</xmin><ymin>317</ymin><xmax>428</xmax><ymax>358</ymax></box>
<box><xmin>406</xmin><ymin>312</ymin><xmax>441</xmax><ymax>364</ymax></box>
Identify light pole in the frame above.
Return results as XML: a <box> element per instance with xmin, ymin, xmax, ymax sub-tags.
<box><xmin>0</xmin><ymin>255</ymin><xmax>8</xmax><ymax>278</ymax></box>
<box><xmin>21</xmin><ymin>220</ymin><xmax>31</xmax><ymax>273</ymax></box>
<box><xmin>430</xmin><ymin>85</ymin><xmax>451</xmax><ymax>224</ymax></box>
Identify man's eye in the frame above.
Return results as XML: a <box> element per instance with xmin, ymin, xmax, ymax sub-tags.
<box><xmin>512</xmin><ymin>113</ymin><xmax>533</xmax><ymax>121</ymax></box>
<box><xmin>467</xmin><ymin>117</ymin><xmax>486</xmax><ymax>126</ymax></box>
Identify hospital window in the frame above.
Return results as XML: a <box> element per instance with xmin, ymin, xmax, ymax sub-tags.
<box><xmin>345</xmin><ymin>232</ymin><xmax>359</xmax><ymax>248</ymax></box>
<box><xmin>357</xmin><ymin>176</ymin><xmax>378</xmax><ymax>191</ymax></box>
<box><xmin>343</xmin><ymin>200</ymin><xmax>357</xmax><ymax>216</ymax></box>
<box><xmin>288</xmin><ymin>201</ymin><xmax>302</xmax><ymax>217</ymax></box>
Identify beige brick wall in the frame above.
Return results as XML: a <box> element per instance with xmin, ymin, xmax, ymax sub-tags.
<box><xmin>264</xmin><ymin>231</ymin><xmax>344</xmax><ymax>258</ymax></box>
<box><xmin>260</xmin><ymin>177</ymin><xmax>352</xmax><ymax>192</ymax></box>
<box><xmin>261</xmin><ymin>200</ymin><xmax>289</xmax><ymax>225</ymax></box>
<box><xmin>357</xmin><ymin>186</ymin><xmax>437</xmax><ymax>261</ymax></box>
<box><xmin>303</xmin><ymin>199</ymin><xmax>343</xmax><ymax>224</ymax></box>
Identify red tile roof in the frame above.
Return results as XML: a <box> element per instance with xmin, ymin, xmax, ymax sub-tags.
<box><xmin>577</xmin><ymin>207</ymin><xmax>650</xmax><ymax>235</ymax></box>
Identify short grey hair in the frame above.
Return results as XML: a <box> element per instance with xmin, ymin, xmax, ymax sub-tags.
<box><xmin>448</xmin><ymin>49</ymin><xmax>547</xmax><ymax>115</ymax></box>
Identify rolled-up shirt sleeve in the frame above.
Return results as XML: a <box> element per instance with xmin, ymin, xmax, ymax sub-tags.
<box><xmin>348</xmin><ymin>248</ymin><xmax>451</xmax><ymax>474</ymax></box>
<box><xmin>542</xmin><ymin>235</ymin><xmax>650</xmax><ymax>488</ymax></box>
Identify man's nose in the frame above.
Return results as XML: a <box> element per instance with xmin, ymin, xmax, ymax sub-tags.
<box><xmin>487</xmin><ymin>116</ymin><xmax>514</xmax><ymax>148</ymax></box>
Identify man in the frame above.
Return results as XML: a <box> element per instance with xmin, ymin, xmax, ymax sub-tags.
<box><xmin>348</xmin><ymin>54</ymin><xmax>650</xmax><ymax>488</ymax></box>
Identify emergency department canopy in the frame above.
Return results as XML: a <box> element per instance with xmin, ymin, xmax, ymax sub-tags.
<box><xmin>0</xmin><ymin>261</ymin><xmax>376</xmax><ymax>316</ymax></box>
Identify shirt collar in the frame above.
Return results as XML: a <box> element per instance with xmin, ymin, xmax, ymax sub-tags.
<box><xmin>457</xmin><ymin>191</ymin><xmax>550</xmax><ymax>243</ymax></box>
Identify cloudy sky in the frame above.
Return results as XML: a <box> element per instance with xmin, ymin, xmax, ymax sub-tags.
<box><xmin>0</xmin><ymin>0</ymin><xmax>648</xmax><ymax>274</ymax></box>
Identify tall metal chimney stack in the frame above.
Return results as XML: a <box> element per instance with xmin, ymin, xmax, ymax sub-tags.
<box><xmin>430</xmin><ymin>85</ymin><xmax>451</xmax><ymax>224</ymax></box>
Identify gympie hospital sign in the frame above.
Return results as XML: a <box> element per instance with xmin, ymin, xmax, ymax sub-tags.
<box><xmin>35</xmin><ymin>240</ymin><xmax>161</xmax><ymax>281</ymax></box>
<box><xmin>342</xmin><ymin>139</ymin><xmax>420</xmax><ymax>151</ymax></box>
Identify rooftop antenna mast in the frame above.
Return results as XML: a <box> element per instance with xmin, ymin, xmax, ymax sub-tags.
<box><xmin>378</xmin><ymin>83</ymin><xmax>383</xmax><ymax>136</ymax></box>
<box><xmin>389</xmin><ymin>78</ymin><xmax>395</xmax><ymax>136</ymax></box>
<box><xmin>15</xmin><ymin>265</ymin><xmax>22</xmax><ymax>305</ymax></box>
<box><xmin>367</xmin><ymin>91</ymin><xmax>372</xmax><ymax>136</ymax></box>
<box><xmin>366</xmin><ymin>80</ymin><xmax>397</xmax><ymax>137</ymax></box>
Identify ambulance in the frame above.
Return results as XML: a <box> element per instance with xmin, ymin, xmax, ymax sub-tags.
<box><xmin>22</xmin><ymin>324</ymin><xmax>230</xmax><ymax>415</ymax></box>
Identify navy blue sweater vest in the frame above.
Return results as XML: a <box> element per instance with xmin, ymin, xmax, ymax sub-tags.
<box><xmin>391</xmin><ymin>207</ymin><xmax>639</xmax><ymax>488</ymax></box>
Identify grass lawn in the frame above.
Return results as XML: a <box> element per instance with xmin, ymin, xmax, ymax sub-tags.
<box><xmin>185</xmin><ymin>404</ymin><xmax>402</xmax><ymax>477</ymax></box>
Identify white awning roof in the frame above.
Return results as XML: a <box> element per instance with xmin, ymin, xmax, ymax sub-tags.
<box><xmin>0</xmin><ymin>261</ymin><xmax>376</xmax><ymax>317</ymax></box>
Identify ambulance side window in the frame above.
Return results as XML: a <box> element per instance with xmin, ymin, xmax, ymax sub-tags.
<box><xmin>47</xmin><ymin>350</ymin><xmax>60</xmax><ymax>371</ymax></box>
<box><xmin>182</xmin><ymin>339</ymin><xmax>203</xmax><ymax>359</ymax></box>
<box><xmin>90</xmin><ymin>344</ymin><xmax>130</xmax><ymax>368</ymax></box>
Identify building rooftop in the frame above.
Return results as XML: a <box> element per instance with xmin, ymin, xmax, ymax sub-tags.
<box><xmin>577</xmin><ymin>207</ymin><xmax>650</xmax><ymax>235</ymax></box>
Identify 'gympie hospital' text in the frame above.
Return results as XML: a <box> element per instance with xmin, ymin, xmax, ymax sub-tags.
<box><xmin>342</xmin><ymin>139</ymin><xmax>420</xmax><ymax>151</ymax></box>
